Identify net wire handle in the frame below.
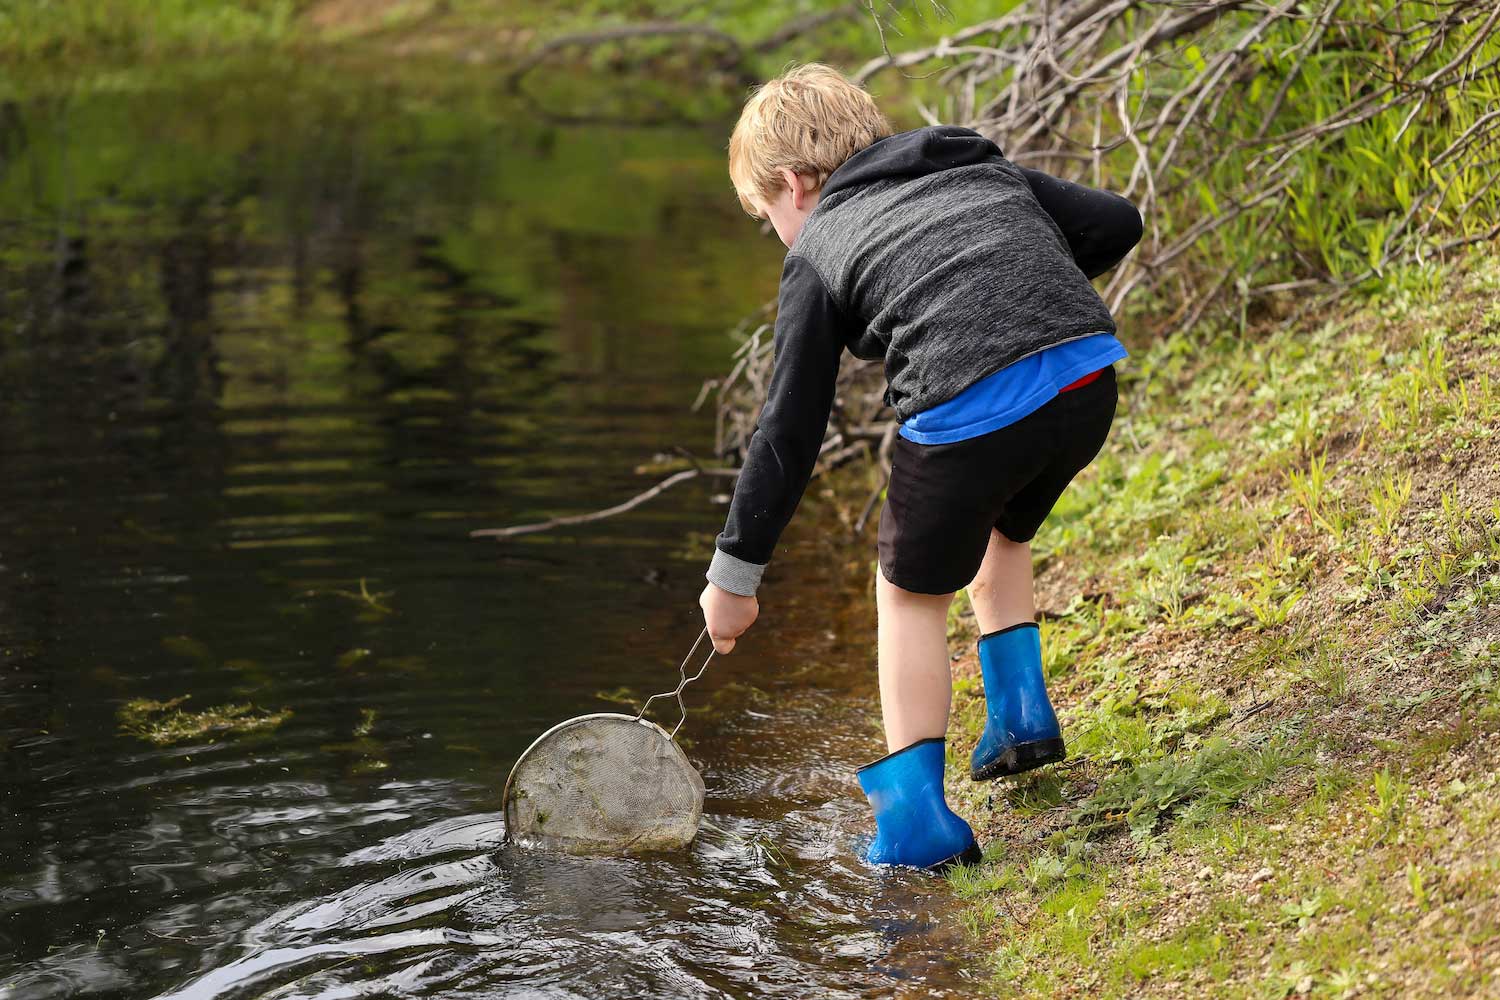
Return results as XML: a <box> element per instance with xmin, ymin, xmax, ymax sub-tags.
<box><xmin>635</xmin><ymin>626</ymin><xmax>715</xmax><ymax>739</ymax></box>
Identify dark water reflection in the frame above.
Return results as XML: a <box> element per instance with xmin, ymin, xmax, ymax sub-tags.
<box><xmin>0</xmin><ymin>65</ymin><xmax>980</xmax><ymax>999</ymax></box>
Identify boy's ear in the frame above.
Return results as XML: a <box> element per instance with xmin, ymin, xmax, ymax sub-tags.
<box><xmin>779</xmin><ymin>167</ymin><xmax>811</xmax><ymax>211</ymax></box>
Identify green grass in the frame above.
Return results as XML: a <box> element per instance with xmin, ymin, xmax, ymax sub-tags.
<box><xmin>0</xmin><ymin>0</ymin><xmax>298</xmax><ymax>62</ymax></box>
<box><xmin>940</xmin><ymin>248</ymin><xmax>1500</xmax><ymax>997</ymax></box>
<box><xmin>0</xmin><ymin>0</ymin><xmax>886</xmax><ymax>73</ymax></box>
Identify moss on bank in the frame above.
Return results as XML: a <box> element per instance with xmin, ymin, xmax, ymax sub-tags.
<box><xmin>935</xmin><ymin>248</ymin><xmax>1500</xmax><ymax>997</ymax></box>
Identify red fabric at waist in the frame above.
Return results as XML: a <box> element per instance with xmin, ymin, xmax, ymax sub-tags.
<box><xmin>1058</xmin><ymin>367</ymin><xmax>1104</xmax><ymax>393</ymax></box>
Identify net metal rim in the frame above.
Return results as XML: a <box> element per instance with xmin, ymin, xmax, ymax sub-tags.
<box><xmin>501</xmin><ymin>712</ymin><xmax>705</xmax><ymax>853</ymax></box>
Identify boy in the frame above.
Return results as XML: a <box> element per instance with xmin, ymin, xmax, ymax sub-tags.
<box><xmin>698</xmin><ymin>64</ymin><xmax>1142</xmax><ymax>871</ymax></box>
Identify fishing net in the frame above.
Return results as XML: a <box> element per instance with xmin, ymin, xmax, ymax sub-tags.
<box><xmin>502</xmin><ymin>631</ymin><xmax>713</xmax><ymax>855</ymax></box>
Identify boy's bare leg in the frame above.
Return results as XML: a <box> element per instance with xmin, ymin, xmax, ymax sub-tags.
<box><xmin>876</xmin><ymin>572</ymin><xmax>957</xmax><ymax>752</ymax></box>
<box><xmin>968</xmin><ymin>529</ymin><xmax>1037</xmax><ymax>634</ymax></box>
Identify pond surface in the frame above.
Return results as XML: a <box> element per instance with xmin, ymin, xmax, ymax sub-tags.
<box><xmin>0</xmin><ymin>62</ymin><xmax>981</xmax><ymax>999</ymax></box>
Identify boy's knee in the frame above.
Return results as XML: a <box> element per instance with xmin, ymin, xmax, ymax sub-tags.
<box><xmin>991</xmin><ymin>528</ymin><xmax>1031</xmax><ymax>548</ymax></box>
<box><xmin>877</xmin><ymin>567</ymin><xmax>954</xmax><ymax>607</ymax></box>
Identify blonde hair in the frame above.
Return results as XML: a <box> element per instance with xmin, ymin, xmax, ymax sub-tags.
<box><xmin>728</xmin><ymin>63</ymin><xmax>892</xmax><ymax>218</ymax></box>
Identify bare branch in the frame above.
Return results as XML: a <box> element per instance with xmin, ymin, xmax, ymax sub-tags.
<box><xmin>471</xmin><ymin>467</ymin><xmax>739</xmax><ymax>540</ymax></box>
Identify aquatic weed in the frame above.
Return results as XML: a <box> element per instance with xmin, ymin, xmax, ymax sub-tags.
<box><xmin>118</xmin><ymin>694</ymin><xmax>292</xmax><ymax>746</ymax></box>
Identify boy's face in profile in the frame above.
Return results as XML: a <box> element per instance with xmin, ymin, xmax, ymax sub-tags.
<box><xmin>750</xmin><ymin>168</ymin><xmax>820</xmax><ymax>249</ymax></box>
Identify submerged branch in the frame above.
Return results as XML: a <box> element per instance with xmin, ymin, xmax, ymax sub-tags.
<box><xmin>471</xmin><ymin>467</ymin><xmax>740</xmax><ymax>540</ymax></box>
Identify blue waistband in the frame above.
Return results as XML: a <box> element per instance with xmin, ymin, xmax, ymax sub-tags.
<box><xmin>898</xmin><ymin>333</ymin><xmax>1127</xmax><ymax>445</ymax></box>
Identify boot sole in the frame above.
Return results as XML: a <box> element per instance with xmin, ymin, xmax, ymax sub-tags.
<box><xmin>970</xmin><ymin>737</ymin><xmax>1066</xmax><ymax>782</ymax></box>
<box><xmin>927</xmin><ymin>840</ymin><xmax>984</xmax><ymax>874</ymax></box>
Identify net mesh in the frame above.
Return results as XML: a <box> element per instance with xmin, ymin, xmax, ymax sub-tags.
<box><xmin>503</xmin><ymin>713</ymin><xmax>705</xmax><ymax>855</ymax></box>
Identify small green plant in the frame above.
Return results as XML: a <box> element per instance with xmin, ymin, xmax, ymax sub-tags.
<box><xmin>1234</xmin><ymin>619</ymin><xmax>1312</xmax><ymax>680</ymax></box>
<box><xmin>1376</xmin><ymin>396</ymin><xmax>1402</xmax><ymax>436</ymax></box>
<box><xmin>1287</xmin><ymin>452</ymin><xmax>1331</xmax><ymax>525</ymax></box>
<box><xmin>1131</xmin><ymin>536</ymin><xmax>1198</xmax><ymax>623</ymax></box>
<box><xmin>1455</xmin><ymin>377</ymin><xmax>1475</xmax><ymax>417</ymax></box>
<box><xmin>1438</xmin><ymin>488</ymin><xmax>1469</xmax><ymax>552</ymax></box>
<box><xmin>1260</xmin><ymin>525</ymin><xmax>1298</xmax><ymax>573</ymax></box>
<box><xmin>1008</xmin><ymin>772</ymin><xmax>1068</xmax><ymax>813</ymax></box>
<box><xmin>1313</xmin><ymin>765</ymin><xmax>1357</xmax><ymax>804</ymax></box>
<box><xmin>1024</xmin><ymin>851</ymin><xmax>1069</xmax><ymax>892</ymax></box>
<box><xmin>1383</xmin><ymin>570</ymin><xmax>1437</xmax><ymax>624</ymax></box>
<box><xmin>1221</xmin><ymin>817</ymin><xmax>1252</xmax><ymax>856</ymax></box>
<box><xmin>1369</xmin><ymin>470</ymin><xmax>1413</xmax><ymax>541</ymax></box>
<box><xmin>1280</xmin><ymin>893</ymin><xmax>1325</xmax><ymax>929</ymax></box>
<box><xmin>958</xmin><ymin>898</ymin><xmax>1003</xmax><ymax>937</ymax></box>
<box><xmin>1406</xmin><ymin>861</ymin><xmax>1428</xmax><ymax>910</ymax></box>
<box><xmin>1244</xmin><ymin>572</ymin><xmax>1305</xmax><ymax>628</ymax></box>
<box><xmin>1300</xmin><ymin>639</ymin><xmax>1351</xmax><ymax>702</ymax></box>
<box><xmin>1400</xmin><ymin>372</ymin><xmax>1425</xmax><ymax>425</ymax></box>
<box><xmin>1286</xmin><ymin>453</ymin><xmax>1354</xmax><ymax>543</ymax></box>
<box><xmin>1425</xmin><ymin>552</ymin><xmax>1459</xmax><ymax>590</ymax></box>
<box><xmin>1416</xmin><ymin>333</ymin><xmax>1450</xmax><ymax>397</ymax></box>
<box><xmin>1327</xmin><ymin>967</ymin><xmax>1364</xmax><ymax>996</ymax></box>
<box><xmin>1351</xmin><ymin>532</ymin><xmax>1381</xmax><ymax>578</ymax></box>
<box><xmin>1366</xmin><ymin>768</ymin><xmax>1407</xmax><ymax>832</ymax></box>
<box><xmin>1073</xmin><ymin>735</ymin><xmax>1301</xmax><ymax>844</ymax></box>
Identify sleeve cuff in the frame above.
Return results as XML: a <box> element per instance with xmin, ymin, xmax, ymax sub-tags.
<box><xmin>706</xmin><ymin>548</ymin><xmax>766</xmax><ymax>597</ymax></box>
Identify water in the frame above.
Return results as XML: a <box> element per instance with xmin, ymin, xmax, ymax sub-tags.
<box><xmin>0</xmin><ymin>61</ymin><xmax>982</xmax><ymax>999</ymax></box>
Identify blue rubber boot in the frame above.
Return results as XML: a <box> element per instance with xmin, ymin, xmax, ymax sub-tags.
<box><xmin>970</xmin><ymin>621</ymin><xmax>1066</xmax><ymax>781</ymax></box>
<box><xmin>857</xmin><ymin>737</ymin><xmax>982</xmax><ymax>872</ymax></box>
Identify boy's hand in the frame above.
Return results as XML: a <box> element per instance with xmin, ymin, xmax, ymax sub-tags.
<box><xmin>699</xmin><ymin>582</ymin><xmax>758</xmax><ymax>654</ymax></box>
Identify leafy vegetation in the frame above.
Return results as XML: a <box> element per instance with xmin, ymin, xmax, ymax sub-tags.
<box><xmin>0</xmin><ymin>0</ymin><xmax>881</xmax><ymax>75</ymax></box>
<box><xmin>0</xmin><ymin>0</ymin><xmax>298</xmax><ymax>62</ymax></box>
<box><xmin>937</xmin><ymin>248</ymin><xmax>1500</xmax><ymax>997</ymax></box>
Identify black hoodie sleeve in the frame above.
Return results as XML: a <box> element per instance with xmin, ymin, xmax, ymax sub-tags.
<box><xmin>1020</xmin><ymin>166</ymin><xmax>1144</xmax><ymax>279</ymax></box>
<box><xmin>706</xmin><ymin>254</ymin><xmax>850</xmax><ymax>597</ymax></box>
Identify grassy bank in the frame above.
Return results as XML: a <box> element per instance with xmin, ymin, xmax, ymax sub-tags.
<box><xmin>937</xmin><ymin>247</ymin><xmax>1500</xmax><ymax>997</ymax></box>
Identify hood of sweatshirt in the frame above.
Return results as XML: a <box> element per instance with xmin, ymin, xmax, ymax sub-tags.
<box><xmin>818</xmin><ymin>125</ymin><xmax>1005</xmax><ymax>202</ymax></box>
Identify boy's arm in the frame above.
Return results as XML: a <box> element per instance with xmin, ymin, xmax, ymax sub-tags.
<box><xmin>1020</xmin><ymin>166</ymin><xmax>1144</xmax><ymax>279</ymax></box>
<box><xmin>707</xmin><ymin>254</ymin><xmax>849</xmax><ymax>597</ymax></box>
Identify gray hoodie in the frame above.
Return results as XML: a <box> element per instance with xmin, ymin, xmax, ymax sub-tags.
<box><xmin>707</xmin><ymin>125</ymin><xmax>1142</xmax><ymax>596</ymax></box>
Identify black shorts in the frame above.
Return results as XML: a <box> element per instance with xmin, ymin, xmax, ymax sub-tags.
<box><xmin>877</xmin><ymin>365</ymin><xmax>1118</xmax><ymax>595</ymax></box>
